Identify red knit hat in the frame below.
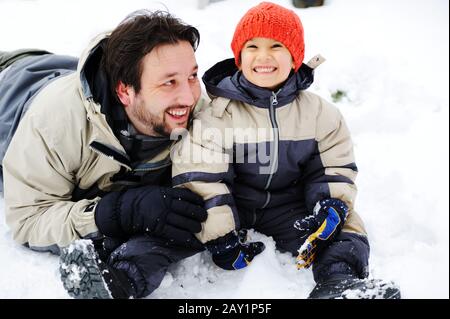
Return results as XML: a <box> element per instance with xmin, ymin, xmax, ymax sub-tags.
<box><xmin>231</xmin><ymin>2</ymin><xmax>305</xmax><ymax>72</ymax></box>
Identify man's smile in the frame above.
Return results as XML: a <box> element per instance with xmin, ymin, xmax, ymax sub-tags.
<box><xmin>165</xmin><ymin>106</ymin><xmax>190</xmax><ymax>122</ymax></box>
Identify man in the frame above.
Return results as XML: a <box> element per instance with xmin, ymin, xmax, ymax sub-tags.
<box><xmin>0</xmin><ymin>10</ymin><xmax>264</xmax><ymax>299</ymax></box>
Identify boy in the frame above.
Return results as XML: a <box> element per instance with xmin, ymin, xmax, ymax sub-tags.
<box><xmin>172</xmin><ymin>2</ymin><xmax>400</xmax><ymax>299</ymax></box>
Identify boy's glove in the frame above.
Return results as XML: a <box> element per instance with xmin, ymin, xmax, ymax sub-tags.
<box><xmin>294</xmin><ymin>198</ymin><xmax>348</xmax><ymax>269</ymax></box>
<box><xmin>206</xmin><ymin>231</ymin><xmax>265</xmax><ymax>270</ymax></box>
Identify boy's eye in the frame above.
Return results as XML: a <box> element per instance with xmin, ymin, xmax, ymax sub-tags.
<box><xmin>246</xmin><ymin>44</ymin><xmax>257</xmax><ymax>49</ymax></box>
<box><xmin>272</xmin><ymin>43</ymin><xmax>283</xmax><ymax>48</ymax></box>
<box><xmin>189</xmin><ymin>73</ymin><xmax>198</xmax><ymax>81</ymax></box>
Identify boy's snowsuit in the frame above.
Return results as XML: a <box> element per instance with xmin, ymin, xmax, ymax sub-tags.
<box><xmin>172</xmin><ymin>58</ymin><xmax>370</xmax><ymax>280</ymax></box>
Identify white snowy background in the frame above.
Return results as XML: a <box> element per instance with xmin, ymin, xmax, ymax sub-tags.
<box><xmin>0</xmin><ymin>0</ymin><xmax>448</xmax><ymax>299</ymax></box>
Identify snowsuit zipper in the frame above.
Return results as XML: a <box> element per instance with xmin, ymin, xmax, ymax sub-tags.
<box><xmin>261</xmin><ymin>90</ymin><xmax>280</xmax><ymax>209</ymax></box>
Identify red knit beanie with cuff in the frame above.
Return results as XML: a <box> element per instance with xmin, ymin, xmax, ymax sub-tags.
<box><xmin>231</xmin><ymin>2</ymin><xmax>305</xmax><ymax>72</ymax></box>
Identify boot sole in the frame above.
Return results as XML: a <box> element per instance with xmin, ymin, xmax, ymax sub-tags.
<box><xmin>59</xmin><ymin>239</ymin><xmax>112</xmax><ymax>299</ymax></box>
<box><xmin>342</xmin><ymin>279</ymin><xmax>401</xmax><ymax>299</ymax></box>
<box><xmin>309</xmin><ymin>278</ymin><xmax>401</xmax><ymax>299</ymax></box>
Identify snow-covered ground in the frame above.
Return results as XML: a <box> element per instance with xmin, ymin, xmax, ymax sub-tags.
<box><xmin>0</xmin><ymin>0</ymin><xmax>448</xmax><ymax>299</ymax></box>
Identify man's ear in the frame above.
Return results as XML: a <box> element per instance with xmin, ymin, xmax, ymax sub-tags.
<box><xmin>116</xmin><ymin>81</ymin><xmax>134</xmax><ymax>107</ymax></box>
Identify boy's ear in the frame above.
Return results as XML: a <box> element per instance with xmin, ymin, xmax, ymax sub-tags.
<box><xmin>237</xmin><ymin>56</ymin><xmax>242</xmax><ymax>70</ymax></box>
<box><xmin>116</xmin><ymin>81</ymin><xmax>134</xmax><ymax>107</ymax></box>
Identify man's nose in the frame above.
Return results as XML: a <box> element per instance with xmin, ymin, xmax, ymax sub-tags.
<box><xmin>176</xmin><ymin>82</ymin><xmax>198</xmax><ymax>106</ymax></box>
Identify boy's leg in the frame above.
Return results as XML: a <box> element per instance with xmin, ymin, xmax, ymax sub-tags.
<box><xmin>309</xmin><ymin>232</ymin><xmax>400</xmax><ymax>299</ymax></box>
<box><xmin>252</xmin><ymin>204</ymin><xmax>370</xmax><ymax>277</ymax></box>
<box><xmin>253</xmin><ymin>204</ymin><xmax>370</xmax><ymax>274</ymax></box>
<box><xmin>252</xmin><ymin>203</ymin><xmax>310</xmax><ymax>256</ymax></box>
<box><xmin>252</xmin><ymin>207</ymin><xmax>399</xmax><ymax>298</ymax></box>
<box><xmin>312</xmin><ymin>231</ymin><xmax>370</xmax><ymax>282</ymax></box>
<box><xmin>308</xmin><ymin>231</ymin><xmax>398</xmax><ymax>299</ymax></box>
<box><xmin>235</xmin><ymin>197</ymin><xmax>398</xmax><ymax>299</ymax></box>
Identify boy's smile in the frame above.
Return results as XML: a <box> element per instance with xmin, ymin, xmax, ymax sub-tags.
<box><xmin>240</xmin><ymin>37</ymin><xmax>294</xmax><ymax>91</ymax></box>
<box><xmin>253</xmin><ymin>66</ymin><xmax>276</xmax><ymax>73</ymax></box>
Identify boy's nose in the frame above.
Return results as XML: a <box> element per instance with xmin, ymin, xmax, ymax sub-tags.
<box><xmin>256</xmin><ymin>51</ymin><xmax>272</xmax><ymax>62</ymax></box>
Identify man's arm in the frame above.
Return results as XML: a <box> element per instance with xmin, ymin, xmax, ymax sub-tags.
<box><xmin>3</xmin><ymin>99</ymin><xmax>100</xmax><ymax>253</ymax></box>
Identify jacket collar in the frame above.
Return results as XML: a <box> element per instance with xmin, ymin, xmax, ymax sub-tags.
<box><xmin>202</xmin><ymin>58</ymin><xmax>315</xmax><ymax>108</ymax></box>
<box><xmin>77</xmin><ymin>31</ymin><xmax>111</xmax><ymax>102</ymax></box>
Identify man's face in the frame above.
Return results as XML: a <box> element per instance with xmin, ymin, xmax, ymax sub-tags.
<box><xmin>121</xmin><ymin>41</ymin><xmax>201</xmax><ymax>137</ymax></box>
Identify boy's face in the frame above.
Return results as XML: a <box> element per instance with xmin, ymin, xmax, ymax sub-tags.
<box><xmin>240</xmin><ymin>37</ymin><xmax>294</xmax><ymax>90</ymax></box>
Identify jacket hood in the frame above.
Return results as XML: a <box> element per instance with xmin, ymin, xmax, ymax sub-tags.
<box><xmin>202</xmin><ymin>58</ymin><xmax>315</xmax><ymax>108</ymax></box>
<box><xmin>77</xmin><ymin>32</ymin><xmax>111</xmax><ymax>101</ymax></box>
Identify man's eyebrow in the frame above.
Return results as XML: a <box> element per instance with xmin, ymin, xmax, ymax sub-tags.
<box><xmin>162</xmin><ymin>72</ymin><xmax>178</xmax><ymax>78</ymax></box>
<box><xmin>161</xmin><ymin>65</ymin><xmax>198</xmax><ymax>79</ymax></box>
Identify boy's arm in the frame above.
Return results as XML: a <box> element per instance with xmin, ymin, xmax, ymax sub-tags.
<box><xmin>296</xmin><ymin>98</ymin><xmax>369</xmax><ymax>274</ymax></box>
<box><xmin>302</xmin><ymin>98</ymin><xmax>366</xmax><ymax>236</ymax></box>
<box><xmin>172</xmin><ymin>103</ymin><xmax>238</xmax><ymax>243</ymax></box>
<box><xmin>172</xmin><ymin>101</ymin><xmax>265</xmax><ymax>270</ymax></box>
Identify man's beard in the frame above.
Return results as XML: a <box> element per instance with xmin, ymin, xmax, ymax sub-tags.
<box><xmin>153</xmin><ymin>109</ymin><xmax>194</xmax><ymax>137</ymax></box>
<box><xmin>133</xmin><ymin>102</ymin><xmax>193</xmax><ymax>137</ymax></box>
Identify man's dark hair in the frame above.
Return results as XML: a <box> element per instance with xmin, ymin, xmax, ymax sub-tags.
<box><xmin>102</xmin><ymin>10</ymin><xmax>200</xmax><ymax>97</ymax></box>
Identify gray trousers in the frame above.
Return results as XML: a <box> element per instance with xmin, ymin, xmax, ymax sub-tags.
<box><xmin>0</xmin><ymin>49</ymin><xmax>51</xmax><ymax>72</ymax></box>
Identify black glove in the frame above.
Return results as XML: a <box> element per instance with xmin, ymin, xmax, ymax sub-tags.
<box><xmin>94</xmin><ymin>186</ymin><xmax>207</xmax><ymax>248</ymax></box>
<box><xmin>206</xmin><ymin>231</ymin><xmax>265</xmax><ymax>270</ymax></box>
<box><xmin>294</xmin><ymin>198</ymin><xmax>348</xmax><ymax>269</ymax></box>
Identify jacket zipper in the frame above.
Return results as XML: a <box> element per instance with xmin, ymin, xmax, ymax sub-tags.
<box><xmin>90</xmin><ymin>143</ymin><xmax>173</xmax><ymax>175</ymax></box>
<box><xmin>261</xmin><ymin>90</ymin><xmax>280</xmax><ymax>209</ymax></box>
<box><xmin>133</xmin><ymin>160</ymin><xmax>172</xmax><ymax>172</ymax></box>
<box><xmin>89</xmin><ymin>144</ymin><xmax>132</xmax><ymax>170</ymax></box>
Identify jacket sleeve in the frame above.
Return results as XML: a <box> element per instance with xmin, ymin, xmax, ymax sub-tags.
<box><xmin>302</xmin><ymin>98</ymin><xmax>366</xmax><ymax>236</ymax></box>
<box><xmin>172</xmin><ymin>99</ymin><xmax>238</xmax><ymax>243</ymax></box>
<box><xmin>2</xmin><ymin>104</ymin><xmax>100</xmax><ymax>254</ymax></box>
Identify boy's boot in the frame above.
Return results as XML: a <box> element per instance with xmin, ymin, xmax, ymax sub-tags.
<box><xmin>308</xmin><ymin>273</ymin><xmax>401</xmax><ymax>299</ymax></box>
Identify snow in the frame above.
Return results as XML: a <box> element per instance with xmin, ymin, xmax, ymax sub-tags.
<box><xmin>0</xmin><ymin>0</ymin><xmax>448</xmax><ymax>299</ymax></box>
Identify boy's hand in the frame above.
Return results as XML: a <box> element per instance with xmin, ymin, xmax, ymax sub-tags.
<box><xmin>294</xmin><ymin>198</ymin><xmax>348</xmax><ymax>269</ymax></box>
<box><xmin>206</xmin><ymin>231</ymin><xmax>265</xmax><ymax>270</ymax></box>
